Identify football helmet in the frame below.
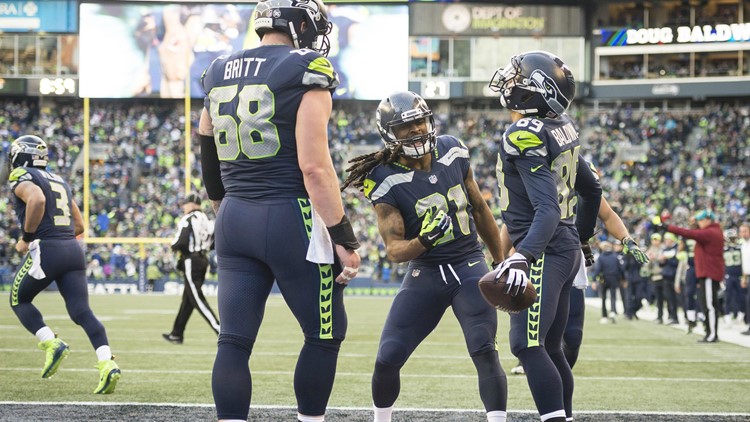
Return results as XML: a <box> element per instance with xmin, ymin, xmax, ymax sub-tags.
<box><xmin>9</xmin><ymin>135</ymin><xmax>48</xmax><ymax>169</ymax></box>
<box><xmin>489</xmin><ymin>50</ymin><xmax>575</xmax><ymax>119</ymax></box>
<box><xmin>253</xmin><ymin>0</ymin><xmax>332</xmax><ymax>56</ymax></box>
<box><xmin>376</xmin><ymin>91</ymin><xmax>436</xmax><ymax>159</ymax></box>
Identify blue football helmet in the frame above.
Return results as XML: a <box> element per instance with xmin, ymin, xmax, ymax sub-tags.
<box><xmin>376</xmin><ymin>91</ymin><xmax>437</xmax><ymax>159</ymax></box>
<box><xmin>489</xmin><ymin>50</ymin><xmax>575</xmax><ymax>119</ymax></box>
<box><xmin>253</xmin><ymin>0</ymin><xmax>332</xmax><ymax>56</ymax></box>
<box><xmin>9</xmin><ymin>135</ymin><xmax>48</xmax><ymax>169</ymax></box>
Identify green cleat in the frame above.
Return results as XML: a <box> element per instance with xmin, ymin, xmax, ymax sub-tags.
<box><xmin>38</xmin><ymin>338</ymin><xmax>70</xmax><ymax>379</ymax></box>
<box><xmin>93</xmin><ymin>357</ymin><xmax>121</xmax><ymax>394</ymax></box>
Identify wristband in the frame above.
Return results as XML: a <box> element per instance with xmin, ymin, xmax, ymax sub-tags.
<box><xmin>327</xmin><ymin>215</ymin><xmax>360</xmax><ymax>250</ymax></box>
<box><xmin>22</xmin><ymin>231</ymin><xmax>35</xmax><ymax>242</ymax></box>
<box><xmin>417</xmin><ymin>234</ymin><xmax>435</xmax><ymax>250</ymax></box>
<box><xmin>621</xmin><ymin>236</ymin><xmax>633</xmax><ymax>245</ymax></box>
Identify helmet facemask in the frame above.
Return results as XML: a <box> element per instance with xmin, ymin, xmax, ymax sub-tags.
<box><xmin>376</xmin><ymin>92</ymin><xmax>437</xmax><ymax>160</ymax></box>
<box><xmin>386</xmin><ymin>116</ymin><xmax>436</xmax><ymax>159</ymax></box>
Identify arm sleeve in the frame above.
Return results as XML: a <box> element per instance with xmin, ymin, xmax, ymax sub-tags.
<box><xmin>513</xmin><ymin>155</ymin><xmax>561</xmax><ymax>260</ymax></box>
<box><xmin>574</xmin><ymin>156</ymin><xmax>602</xmax><ymax>241</ymax></box>
<box><xmin>200</xmin><ymin>134</ymin><xmax>225</xmax><ymax>200</ymax></box>
<box><xmin>667</xmin><ymin>225</ymin><xmax>712</xmax><ymax>243</ymax></box>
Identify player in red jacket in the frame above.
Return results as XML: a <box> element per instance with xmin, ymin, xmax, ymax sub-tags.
<box><xmin>655</xmin><ymin>210</ymin><xmax>725</xmax><ymax>342</ymax></box>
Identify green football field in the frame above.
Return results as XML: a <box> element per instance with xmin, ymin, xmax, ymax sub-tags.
<box><xmin>1</xmin><ymin>293</ymin><xmax>749</xmax><ymax>421</ymax></box>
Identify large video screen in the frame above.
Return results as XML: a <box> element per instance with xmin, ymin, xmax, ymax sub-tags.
<box><xmin>79</xmin><ymin>3</ymin><xmax>408</xmax><ymax>99</ymax></box>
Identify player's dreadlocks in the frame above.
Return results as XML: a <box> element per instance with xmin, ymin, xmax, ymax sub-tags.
<box><xmin>341</xmin><ymin>144</ymin><xmax>402</xmax><ymax>192</ymax></box>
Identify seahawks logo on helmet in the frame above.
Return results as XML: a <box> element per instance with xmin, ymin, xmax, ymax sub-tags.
<box><xmin>528</xmin><ymin>69</ymin><xmax>567</xmax><ymax>116</ymax></box>
<box><xmin>488</xmin><ymin>50</ymin><xmax>575</xmax><ymax>119</ymax></box>
<box><xmin>9</xmin><ymin>135</ymin><xmax>48</xmax><ymax>169</ymax></box>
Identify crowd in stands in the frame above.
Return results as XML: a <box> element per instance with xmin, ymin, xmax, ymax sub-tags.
<box><xmin>0</xmin><ymin>98</ymin><xmax>748</xmax><ymax>288</ymax></box>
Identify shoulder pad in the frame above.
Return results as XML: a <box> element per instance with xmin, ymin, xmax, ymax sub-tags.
<box><xmin>9</xmin><ymin>168</ymin><xmax>33</xmax><ymax>189</ymax></box>
<box><xmin>293</xmin><ymin>51</ymin><xmax>339</xmax><ymax>90</ymax></box>
<box><xmin>364</xmin><ymin>166</ymin><xmax>414</xmax><ymax>202</ymax></box>
<box><xmin>503</xmin><ymin>126</ymin><xmax>547</xmax><ymax>157</ymax></box>
<box><xmin>436</xmin><ymin>135</ymin><xmax>469</xmax><ymax>167</ymax></box>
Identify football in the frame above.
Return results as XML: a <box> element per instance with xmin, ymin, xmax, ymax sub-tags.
<box><xmin>478</xmin><ymin>268</ymin><xmax>537</xmax><ymax>314</ymax></box>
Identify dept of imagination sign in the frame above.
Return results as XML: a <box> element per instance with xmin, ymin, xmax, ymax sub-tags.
<box><xmin>411</xmin><ymin>3</ymin><xmax>583</xmax><ymax>37</ymax></box>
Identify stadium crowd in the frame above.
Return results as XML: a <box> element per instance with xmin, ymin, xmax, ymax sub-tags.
<box><xmin>0</xmin><ymin>99</ymin><xmax>748</xmax><ymax>299</ymax></box>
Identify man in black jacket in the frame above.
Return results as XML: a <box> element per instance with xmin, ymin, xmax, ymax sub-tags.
<box><xmin>593</xmin><ymin>241</ymin><xmax>624</xmax><ymax>323</ymax></box>
<box><xmin>163</xmin><ymin>193</ymin><xmax>219</xmax><ymax>344</ymax></box>
<box><xmin>659</xmin><ymin>233</ymin><xmax>680</xmax><ymax>325</ymax></box>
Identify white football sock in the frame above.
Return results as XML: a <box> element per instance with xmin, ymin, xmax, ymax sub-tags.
<box><xmin>297</xmin><ymin>413</ymin><xmax>324</xmax><ymax>422</ymax></box>
<box><xmin>487</xmin><ymin>410</ymin><xmax>507</xmax><ymax>421</ymax></box>
<box><xmin>96</xmin><ymin>345</ymin><xmax>112</xmax><ymax>361</ymax></box>
<box><xmin>374</xmin><ymin>405</ymin><xmax>393</xmax><ymax>422</ymax></box>
<box><xmin>35</xmin><ymin>326</ymin><xmax>55</xmax><ymax>342</ymax></box>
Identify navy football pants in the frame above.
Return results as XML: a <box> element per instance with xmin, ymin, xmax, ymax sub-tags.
<box><xmin>10</xmin><ymin>239</ymin><xmax>109</xmax><ymax>350</ymax></box>
<box><xmin>212</xmin><ymin>197</ymin><xmax>346</xmax><ymax>420</ymax></box>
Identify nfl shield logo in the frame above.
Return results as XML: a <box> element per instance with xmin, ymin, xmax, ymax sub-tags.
<box><xmin>429</xmin><ymin>175</ymin><xmax>438</xmax><ymax>184</ymax></box>
<box><xmin>412</xmin><ymin>269</ymin><xmax>421</xmax><ymax>277</ymax></box>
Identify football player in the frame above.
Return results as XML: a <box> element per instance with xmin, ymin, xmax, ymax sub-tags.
<box><xmin>343</xmin><ymin>91</ymin><xmax>508</xmax><ymax>422</ymax></box>
<box><xmin>198</xmin><ymin>0</ymin><xmax>361</xmax><ymax>420</ymax></box>
<box><xmin>7</xmin><ymin>135</ymin><xmax>121</xmax><ymax>394</ymax></box>
<box><xmin>503</xmin><ymin>170</ymin><xmax>649</xmax><ymax>370</ymax></box>
<box><xmin>489</xmin><ymin>51</ymin><xmax>602</xmax><ymax>422</ymax></box>
<box><xmin>723</xmin><ymin>228</ymin><xmax>744</xmax><ymax>324</ymax></box>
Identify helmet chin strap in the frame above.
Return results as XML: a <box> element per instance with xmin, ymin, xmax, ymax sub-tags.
<box><xmin>287</xmin><ymin>22</ymin><xmax>301</xmax><ymax>49</ymax></box>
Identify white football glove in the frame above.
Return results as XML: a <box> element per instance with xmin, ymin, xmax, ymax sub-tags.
<box><xmin>496</xmin><ymin>252</ymin><xmax>530</xmax><ymax>296</ymax></box>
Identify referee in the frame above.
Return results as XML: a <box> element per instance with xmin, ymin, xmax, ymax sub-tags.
<box><xmin>163</xmin><ymin>193</ymin><xmax>220</xmax><ymax>344</ymax></box>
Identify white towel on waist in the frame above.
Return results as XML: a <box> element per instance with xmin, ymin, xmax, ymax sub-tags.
<box><xmin>29</xmin><ymin>239</ymin><xmax>46</xmax><ymax>280</ymax></box>
<box><xmin>306</xmin><ymin>204</ymin><xmax>334</xmax><ymax>264</ymax></box>
<box><xmin>573</xmin><ymin>251</ymin><xmax>588</xmax><ymax>290</ymax></box>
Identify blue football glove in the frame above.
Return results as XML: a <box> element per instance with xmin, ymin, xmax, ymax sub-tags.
<box><xmin>622</xmin><ymin>237</ymin><xmax>650</xmax><ymax>265</ymax></box>
<box><xmin>581</xmin><ymin>241</ymin><xmax>595</xmax><ymax>267</ymax></box>
<box><xmin>496</xmin><ymin>252</ymin><xmax>530</xmax><ymax>296</ymax></box>
<box><xmin>418</xmin><ymin>209</ymin><xmax>452</xmax><ymax>250</ymax></box>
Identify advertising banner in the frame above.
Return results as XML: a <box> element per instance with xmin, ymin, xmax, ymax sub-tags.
<box><xmin>0</xmin><ymin>0</ymin><xmax>77</xmax><ymax>33</ymax></box>
<box><xmin>410</xmin><ymin>3</ymin><xmax>583</xmax><ymax>37</ymax></box>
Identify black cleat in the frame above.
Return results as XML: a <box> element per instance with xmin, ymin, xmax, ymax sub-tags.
<box><xmin>162</xmin><ymin>333</ymin><xmax>184</xmax><ymax>344</ymax></box>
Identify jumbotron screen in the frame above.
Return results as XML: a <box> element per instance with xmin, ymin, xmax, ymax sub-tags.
<box><xmin>78</xmin><ymin>3</ymin><xmax>408</xmax><ymax>99</ymax></box>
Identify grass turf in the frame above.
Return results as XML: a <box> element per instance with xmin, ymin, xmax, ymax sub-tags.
<box><xmin>1</xmin><ymin>293</ymin><xmax>749</xmax><ymax>415</ymax></box>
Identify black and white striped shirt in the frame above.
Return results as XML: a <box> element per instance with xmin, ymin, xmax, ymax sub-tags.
<box><xmin>171</xmin><ymin>210</ymin><xmax>213</xmax><ymax>255</ymax></box>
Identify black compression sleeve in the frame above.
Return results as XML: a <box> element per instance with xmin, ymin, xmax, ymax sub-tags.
<box><xmin>200</xmin><ymin>134</ymin><xmax>225</xmax><ymax>200</ymax></box>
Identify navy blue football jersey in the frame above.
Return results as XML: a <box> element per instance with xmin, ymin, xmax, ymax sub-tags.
<box><xmin>724</xmin><ymin>244</ymin><xmax>743</xmax><ymax>277</ymax></box>
<box><xmin>201</xmin><ymin>45</ymin><xmax>339</xmax><ymax>199</ymax></box>
<box><xmin>497</xmin><ymin>114</ymin><xmax>585</xmax><ymax>259</ymax></box>
<box><xmin>363</xmin><ymin>136</ymin><xmax>482</xmax><ymax>266</ymax></box>
<box><xmin>9</xmin><ymin>167</ymin><xmax>75</xmax><ymax>240</ymax></box>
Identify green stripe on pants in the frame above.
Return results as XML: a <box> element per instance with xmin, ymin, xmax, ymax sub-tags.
<box><xmin>11</xmin><ymin>254</ymin><xmax>33</xmax><ymax>306</ymax></box>
<box><xmin>298</xmin><ymin>198</ymin><xmax>334</xmax><ymax>340</ymax></box>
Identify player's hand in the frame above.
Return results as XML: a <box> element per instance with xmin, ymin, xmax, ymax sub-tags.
<box><xmin>210</xmin><ymin>199</ymin><xmax>222</xmax><ymax>215</ymax></box>
<box><xmin>335</xmin><ymin>244</ymin><xmax>360</xmax><ymax>285</ymax></box>
<box><xmin>15</xmin><ymin>239</ymin><xmax>29</xmax><ymax>255</ymax></box>
<box><xmin>581</xmin><ymin>241</ymin><xmax>595</xmax><ymax>267</ymax></box>
<box><xmin>496</xmin><ymin>252</ymin><xmax>530</xmax><ymax>296</ymax></box>
<box><xmin>418</xmin><ymin>209</ymin><xmax>452</xmax><ymax>250</ymax></box>
<box><xmin>651</xmin><ymin>216</ymin><xmax>667</xmax><ymax>233</ymax></box>
<box><xmin>622</xmin><ymin>237</ymin><xmax>650</xmax><ymax>264</ymax></box>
